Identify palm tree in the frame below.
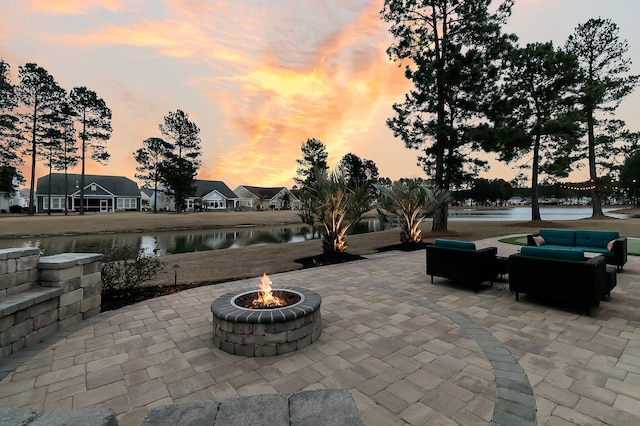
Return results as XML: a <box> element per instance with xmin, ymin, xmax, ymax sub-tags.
<box><xmin>375</xmin><ymin>179</ymin><xmax>450</xmax><ymax>244</ymax></box>
<box><xmin>304</xmin><ymin>170</ymin><xmax>372</xmax><ymax>253</ymax></box>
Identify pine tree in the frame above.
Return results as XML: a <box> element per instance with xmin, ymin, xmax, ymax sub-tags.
<box><xmin>566</xmin><ymin>18</ymin><xmax>639</xmax><ymax>217</ymax></box>
<box><xmin>69</xmin><ymin>86</ymin><xmax>112</xmax><ymax>215</ymax></box>
<box><xmin>158</xmin><ymin>110</ymin><xmax>201</xmax><ymax>212</ymax></box>
<box><xmin>134</xmin><ymin>137</ymin><xmax>171</xmax><ymax>213</ymax></box>
<box><xmin>294</xmin><ymin>138</ymin><xmax>329</xmax><ymax>189</ymax></box>
<box><xmin>16</xmin><ymin>63</ymin><xmax>66</xmax><ymax>215</ymax></box>
<box><xmin>0</xmin><ymin>59</ymin><xmax>22</xmax><ymax>196</ymax></box>
<box><xmin>382</xmin><ymin>0</ymin><xmax>516</xmax><ymax>230</ymax></box>
<box><xmin>487</xmin><ymin>42</ymin><xmax>581</xmax><ymax>221</ymax></box>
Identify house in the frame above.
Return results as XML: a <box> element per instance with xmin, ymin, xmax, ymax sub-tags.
<box><xmin>184</xmin><ymin>180</ymin><xmax>243</xmax><ymax>211</ymax></box>
<box><xmin>233</xmin><ymin>185</ymin><xmax>301</xmax><ymax>210</ymax></box>
<box><xmin>36</xmin><ymin>173</ymin><xmax>141</xmax><ymax>213</ymax></box>
<box><xmin>139</xmin><ymin>186</ymin><xmax>173</xmax><ymax>211</ymax></box>
<box><xmin>140</xmin><ymin>188</ymin><xmax>152</xmax><ymax>211</ymax></box>
<box><xmin>0</xmin><ymin>167</ymin><xmax>23</xmax><ymax>212</ymax></box>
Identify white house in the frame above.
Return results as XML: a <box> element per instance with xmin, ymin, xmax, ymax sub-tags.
<box><xmin>185</xmin><ymin>180</ymin><xmax>243</xmax><ymax>211</ymax></box>
<box><xmin>233</xmin><ymin>185</ymin><xmax>301</xmax><ymax>210</ymax></box>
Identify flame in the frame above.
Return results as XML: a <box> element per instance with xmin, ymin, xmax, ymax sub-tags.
<box><xmin>252</xmin><ymin>273</ymin><xmax>285</xmax><ymax>308</ymax></box>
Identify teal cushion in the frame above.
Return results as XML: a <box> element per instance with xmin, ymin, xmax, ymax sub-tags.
<box><xmin>521</xmin><ymin>246</ymin><xmax>584</xmax><ymax>261</ymax></box>
<box><xmin>575</xmin><ymin>230</ymin><xmax>618</xmax><ymax>249</ymax></box>
<box><xmin>434</xmin><ymin>239</ymin><xmax>476</xmax><ymax>250</ymax></box>
<box><xmin>538</xmin><ymin>229</ymin><xmax>576</xmax><ymax>246</ymax></box>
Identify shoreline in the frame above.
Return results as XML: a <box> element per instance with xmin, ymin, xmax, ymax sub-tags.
<box><xmin>2</xmin><ymin>209</ymin><xmax>639</xmax><ymax>288</ymax></box>
<box><xmin>1</xmin><ymin>206</ymin><xmax>638</xmax><ymax>239</ymax></box>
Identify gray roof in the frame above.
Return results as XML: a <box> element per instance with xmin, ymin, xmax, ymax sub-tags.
<box><xmin>238</xmin><ymin>186</ymin><xmax>291</xmax><ymax>199</ymax></box>
<box><xmin>36</xmin><ymin>173</ymin><xmax>141</xmax><ymax>197</ymax></box>
<box><xmin>140</xmin><ymin>187</ymin><xmax>155</xmax><ymax>197</ymax></box>
<box><xmin>192</xmin><ymin>180</ymin><xmax>237</xmax><ymax>199</ymax></box>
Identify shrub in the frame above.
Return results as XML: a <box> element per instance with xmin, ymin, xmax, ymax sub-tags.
<box><xmin>99</xmin><ymin>245</ymin><xmax>165</xmax><ymax>310</ymax></box>
<box><xmin>9</xmin><ymin>205</ymin><xmax>22</xmax><ymax>213</ymax></box>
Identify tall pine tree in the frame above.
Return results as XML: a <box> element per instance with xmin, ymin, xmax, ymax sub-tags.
<box><xmin>134</xmin><ymin>137</ymin><xmax>171</xmax><ymax>213</ymax></box>
<box><xmin>566</xmin><ymin>18</ymin><xmax>639</xmax><ymax>217</ymax></box>
<box><xmin>158</xmin><ymin>110</ymin><xmax>201</xmax><ymax>212</ymax></box>
<box><xmin>69</xmin><ymin>86</ymin><xmax>112</xmax><ymax>215</ymax></box>
<box><xmin>16</xmin><ymin>63</ymin><xmax>66</xmax><ymax>215</ymax></box>
<box><xmin>487</xmin><ymin>42</ymin><xmax>581</xmax><ymax>221</ymax></box>
<box><xmin>381</xmin><ymin>0</ymin><xmax>516</xmax><ymax>230</ymax></box>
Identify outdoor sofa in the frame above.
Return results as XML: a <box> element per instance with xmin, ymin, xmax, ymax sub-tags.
<box><xmin>527</xmin><ymin>228</ymin><xmax>627</xmax><ymax>271</ymax></box>
<box><xmin>426</xmin><ymin>239</ymin><xmax>497</xmax><ymax>292</ymax></box>
<box><xmin>509</xmin><ymin>246</ymin><xmax>608</xmax><ymax>315</ymax></box>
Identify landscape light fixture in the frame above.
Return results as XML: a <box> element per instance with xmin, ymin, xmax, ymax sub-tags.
<box><xmin>171</xmin><ymin>263</ymin><xmax>181</xmax><ymax>287</ymax></box>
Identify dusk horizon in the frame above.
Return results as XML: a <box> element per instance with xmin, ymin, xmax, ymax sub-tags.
<box><xmin>2</xmin><ymin>0</ymin><xmax>640</xmax><ymax>190</ymax></box>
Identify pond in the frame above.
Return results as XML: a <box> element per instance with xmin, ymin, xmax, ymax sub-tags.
<box><xmin>0</xmin><ymin>206</ymin><xmax>630</xmax><ymax>256</ymax></box>
<box><xmin>0</xmin><ymin>219</ymin><xmax>391</xmax><ymax>257</ymax></box>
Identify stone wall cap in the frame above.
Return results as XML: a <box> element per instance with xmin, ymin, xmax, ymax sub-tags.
<box><xmin>0</xmin><ymin>247</ymin><xmax>40</xmax><ymax>260</ymax></box>
<box><xmin>141</xmin><ymin>389</ymin><xmax>363</xmax><ymax>425</ymax></box>
<box><xmin>0</xmin><ymin>287</ymin><xmax>63</xmax><ymax>316</ymax></box>
<box><xmin>39</xmin><ymin>253</ymin><xmax>103</xmax><ymax>269</ymax></box>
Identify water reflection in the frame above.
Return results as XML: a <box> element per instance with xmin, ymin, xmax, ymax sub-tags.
<box><xmin>1</xmin><ymin>220</ymin><xmax>391</xmax><ymax>257</ymax></box>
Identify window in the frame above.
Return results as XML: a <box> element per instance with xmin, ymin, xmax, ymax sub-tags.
<box><xmin>117</xmin><ymin>198</ymin><xmax>136</xmax><ymax>209</ymax></box>
<box><xmin>43</xmin><ymin>197</ymin><xmax>64</xmax><ymax>210</ymax></box>
<box><xmin>90</xmin><ymin>183</ymin><xmax>97</xmax><ymax>191</ymax></box>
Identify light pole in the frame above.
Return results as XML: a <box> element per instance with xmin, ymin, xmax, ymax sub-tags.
<box><xmin>633</xmin><ymin>179</ymin><xmax>637</xmax><ymax>208</ymax></box>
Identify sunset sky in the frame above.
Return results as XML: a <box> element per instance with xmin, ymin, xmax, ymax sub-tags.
<box><xmin>2</xmin><ymin>0</ymin><xmax>640</xmax><ymax>190</ymax></box>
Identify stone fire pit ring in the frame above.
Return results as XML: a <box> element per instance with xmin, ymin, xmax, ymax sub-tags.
<box><xmin>211</xmin><ymin>287</ymin><xmax>322</xmax><ymax>357</ymax></box>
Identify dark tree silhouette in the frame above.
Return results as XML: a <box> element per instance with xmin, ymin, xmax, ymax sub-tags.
<box><xmin>69</xmin><ymin>86</ymin><xmax>112</xmax><ymax>215</ymax></box>
<box><xmin>566</xmin><ymin>18</ymin><xmax>639</xmax><ymax>217</ymax></box>
<box><xmin>16</xmin><ymin>63</ymin><xmax>66</xmax><ymax>215</ymax></box>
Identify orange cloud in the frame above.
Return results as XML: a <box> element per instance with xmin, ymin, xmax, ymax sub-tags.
<box><xmin>207</xmin><ymin>1</ymin><xmax>410</xmax><ymax>186</ymax></box>
<box><xmin>11</xmin><ymin>0</ymin><xmax>412</xmax><ymax>188</ymax></box>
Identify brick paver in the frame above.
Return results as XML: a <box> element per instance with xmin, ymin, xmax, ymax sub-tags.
<box><xmin>1</xmin><ymin>236</ymin><xmax>640</xmax><ymax>425</ymax></box>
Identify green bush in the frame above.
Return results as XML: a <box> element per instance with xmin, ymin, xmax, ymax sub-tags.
<box><xmin>9</xmin><ymin>205</ymin><xmax>22</xmax><ymax>213</ymax></box>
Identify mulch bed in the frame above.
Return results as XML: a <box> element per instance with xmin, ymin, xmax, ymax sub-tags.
<box><xmin>294</xmin><ymin>251</ymin><xmax>365</xmax><ymax>268</ymax></box>
<box><xmin>102</xmin><ymin>250</ymin><xmax>368</xmax><ymax>312</ymax></box>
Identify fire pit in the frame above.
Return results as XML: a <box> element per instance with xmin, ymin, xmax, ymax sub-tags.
<box><xmin>210</xmin><ymin>274</ymin><xmax>322</xmax><ymax>357</ymax></box>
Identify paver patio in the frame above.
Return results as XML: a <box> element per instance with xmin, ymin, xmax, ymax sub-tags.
<box><xmin>1</xmin><ymin>237</ymin><xmax>639</xmax><ymax>425</ymax></box>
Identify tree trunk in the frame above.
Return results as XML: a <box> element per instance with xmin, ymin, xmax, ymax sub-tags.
<box><xmin>47</xmin><ymin>160</ymin><xmax>52</xmax><ymax>216</ymax></box>
<box><xmin>432</xmin><ymin>204</ymin><xmax>448</xmax><ymax>231</ymax></box>
<box><xmin>531</xmin><ymin>134</ymin><xmax>541</xmax><ymax>221</ymax></box>
<box><xmin>80</xmin><ymin>109</ymin><xmax>86</xmax><ymax>215</ymax></box>
<box><xmin>587</xmin><ymin>108</ymin><xmax>604</xmax><ymax>217</ymax></box>
<box><xmin>591</xmin><ymin>187</ymin><xmax>604</xmax><ymax>216</ymax></box>
<box><xmin>64</xmin><ymin>166</ymin><xmax>68</xmax><ymax>215</ymax></box>
<box><xmin>28</xmin><ymin>101</ymin><xmax>37</xmax><ymax>216</ymax></box>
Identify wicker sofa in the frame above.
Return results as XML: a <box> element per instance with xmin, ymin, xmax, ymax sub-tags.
<box><xmin>509</xmin><ymin>246</ymin><xmax>608</xmax><ymax>315</ymax></box>
<box><xmin>426</xmin><ymin>239</ymin><xmax>497</xmax><ymax>292</ymax></box>
<box><xmin>527</xmin><ymin>228</ymin><xmax>627</xmax><ymax>271</ymax></box>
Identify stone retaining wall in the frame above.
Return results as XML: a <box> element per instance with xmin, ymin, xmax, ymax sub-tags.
<box><xmin>0</xmin><ymin>248</ymin><xmax>103</xmax><ymax>360</ymax></box>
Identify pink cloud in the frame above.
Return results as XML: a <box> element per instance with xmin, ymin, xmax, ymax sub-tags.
<box><xmin>27</xmin><ymin>0</ymin><xmax>131</xmax><ymax>14</ymax></box>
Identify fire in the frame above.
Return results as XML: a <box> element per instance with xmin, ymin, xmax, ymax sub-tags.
<box><xmin>252</xmin><ymin>273</ymin><xmax>285</xmax><ymax>308</ymax></box>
